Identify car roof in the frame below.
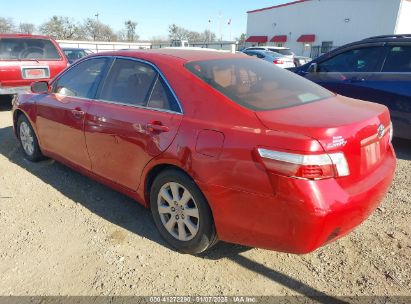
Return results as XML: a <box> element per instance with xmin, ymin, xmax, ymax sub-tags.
<box><xmin>0</xmin><ymin>34</ymin><xmax>54</xmax><ymax>40</ymax></box>
<box><xmin>93</xmin><ymin>48</ymin><xmax>247</xmax><ymax>62</ymax></box>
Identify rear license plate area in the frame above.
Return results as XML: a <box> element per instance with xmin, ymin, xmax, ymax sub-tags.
<box><xmin>21</xmin><ymin>67</ymin><xmax>50</xmax><ymax>79</ymax></box>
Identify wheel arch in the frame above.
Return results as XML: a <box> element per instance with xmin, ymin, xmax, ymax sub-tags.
<box><xmin>144</xmin><ymin>163</ymin><xmax>192</xmax><ymax>206</ymax></box>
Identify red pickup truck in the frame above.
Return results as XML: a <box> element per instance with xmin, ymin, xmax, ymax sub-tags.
<box><xmin>0</xmin><ymin>34</ymin><xmax>68</xmax><ymax>96</ymax></box>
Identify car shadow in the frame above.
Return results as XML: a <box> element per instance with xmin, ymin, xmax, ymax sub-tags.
<box><xmin>0</xmin><ymin>125</ymin><xmax>346</xmax><ymax>300</ymax></box>
<box><xmin>393</xmin><ymin>138</ymin><xmax>411</xmax><ymax>161</ymax></box>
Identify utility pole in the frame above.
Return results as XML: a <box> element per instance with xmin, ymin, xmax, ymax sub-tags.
<box><xmin>208</xmin><ymin>18</ymin><xmax>212</xmax><ymax>42</ymax></box>
<box><xmin>219</xmin><ymin>11</ymin><xmax>222</xmax><ymax>41</ymax></box>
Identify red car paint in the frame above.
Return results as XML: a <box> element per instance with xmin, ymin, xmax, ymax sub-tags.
<box><xmin>0</xmin><ymin>34</ymin><xmax>68</xmax><ymax>95</ymax></box>
<box><xmin>12</xmin><ymin>49</ymin><xmax>396</xmax><ymax>253</ymax></box>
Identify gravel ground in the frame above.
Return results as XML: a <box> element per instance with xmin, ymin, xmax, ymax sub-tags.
<box><xmin>0</xmin><ymin>98</ymin><xmax>410</xmax><ymax>298</ymax></box>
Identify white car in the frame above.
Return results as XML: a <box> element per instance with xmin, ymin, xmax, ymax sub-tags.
<box><xmin>244</xmin><ymin>46</ymin><xmax>312</xmax><ymax>66</ymax></box>
<box><xmin>242</xmin><ymin>49</ymin><xmax>295</xmax><ymax>69</ymax></box>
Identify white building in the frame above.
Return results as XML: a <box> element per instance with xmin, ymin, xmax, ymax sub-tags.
<box><xmin>246</xmin><ymin>0</ymin><xmax>411</xmax><ymax>57</ymax></box>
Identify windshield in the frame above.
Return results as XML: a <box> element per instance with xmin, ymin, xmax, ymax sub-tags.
<box><xmin>185</xmin><ymin>58</ymin><xmax>334</xmax><ymax>111</ymax></box>
<box><xmin>0</xmin><ymin>38</ymin><xmax>61</xmax><ymax>60</ymax></box>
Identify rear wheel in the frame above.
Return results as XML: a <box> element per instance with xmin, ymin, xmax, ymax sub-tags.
<box><xmin>17</xmin><ymin>115</ymin><xmax>43</xmax><ymax>162</ymax></box>
<box><xmin>150</xmin><ymin>169</ymin><xmax>218</xmax><ymax>254</ymax></box>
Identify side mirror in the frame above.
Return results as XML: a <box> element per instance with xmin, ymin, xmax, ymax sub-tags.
<box><xmin>31</xmin><ymin>81</ymin><xmax>49</xmax><ymax>94</ymax></box>
<box><xmin>308</xmin><ymin>62</ymin><xmax>318</xmax><ymax>73</ymax></box>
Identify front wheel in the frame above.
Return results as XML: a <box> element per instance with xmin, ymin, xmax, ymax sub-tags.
<box><xmin>150</xmin><ymin>169</ymin><xmax>218</xmax><ymax>254</ymax></box>
<box><xmin>17</xmin><ymin>115</ymin><xmax>44</xmax><ymax>162</ymax></box>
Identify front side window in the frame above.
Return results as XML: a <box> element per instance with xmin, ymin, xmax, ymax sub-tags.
<box><xmin>382</xmin><ymin>46</ymin><xmax>411</xmax><ymax>73</ymax></box>
<box><xmin>185</xmin><ymin>58</ymin><xmax>334</xmax><ymax>111</ymax></box>
<box><xmin>53</xmin><ymin>58</ymin><xmax>108</xmax><ymax>98</ymax></box>
<box><xmin>0</xmin><ymin>38</ymin><xmax>61</xmax><ymax>60</ymax></box>
<box><xmin>318</xmin><ymin>47</ymin><xmax>384</xmax><ymax>72</ymax></box>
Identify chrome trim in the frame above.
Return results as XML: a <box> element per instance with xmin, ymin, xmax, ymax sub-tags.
<box><xmin>94</xmin><ymin>98</ymin><xmax>183</xmax><ymax>115</ymax></box>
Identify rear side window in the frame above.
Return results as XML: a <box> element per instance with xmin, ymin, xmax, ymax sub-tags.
<box><xmin>99</xmin><ymin>58</ymin><xmax>180</xmax><ymax>112</ymax></box>
<box><xmin>53</xmin><ymin>58</ymin><xmax>108</xmax><ymax>98</ymax></box>
<box><xmin>382</xmin><ymin>46</ymin><xmax>411</xmax><ymax>72</ymax></box>
<box><xmin>100</xmin><ymin>59</ymin><xmax>157</xmax><ymax>106</ymax></box>
<box><xmin>318</xmin><ymin>47</ymin><xmax>385</xmax><ymax>72</ymax></box>
<box><xmin>0</xmin><ymin>38</ymin><xmax>61</xmax><ymax>60</ymax></box>
<box><xmin>185</xmin><ymin>58</ymin><xmax>333</xmax><ymax>111</ymax></box>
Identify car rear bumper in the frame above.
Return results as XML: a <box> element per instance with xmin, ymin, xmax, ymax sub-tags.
<box><xmin>0</xmin><ymin>86</ymin><xmax>31</xmax><ymax>95</ymax></box>
<box><xmin>200</xmin><ymin>145</ymin><xmax>396</xmax><ymax>254</ymax></box>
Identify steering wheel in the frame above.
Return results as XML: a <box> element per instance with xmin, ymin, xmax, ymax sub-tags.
<box><xmin>19</xmin><ymin>47</ymin><xmax>44</xmax><ymax>59</ymax></box>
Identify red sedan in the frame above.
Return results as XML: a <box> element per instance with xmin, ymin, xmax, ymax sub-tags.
<box><xmin>12</xmin><ymin>49</ymin><xmax>396</xmax><ymax>254</ymax></box>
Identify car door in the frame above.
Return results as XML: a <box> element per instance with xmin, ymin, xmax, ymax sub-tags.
<box><xmin>36</xmin><ymin>57</ymin><xmax>110</xmax><ymax>170</ymax></box>
<box><xmin>84</xmin><ymin>57</ymin><xmax>183</xmax><ymax>190</ymax></box>
<box><xmin>305</xmin><ymin>45</ymin><xmax>387</xmax><ymax>101</ymax></box>
<box><xmin>365</xmin><ymin>44</ymin><xmax>411</xmax><ymax>139</ymax></box>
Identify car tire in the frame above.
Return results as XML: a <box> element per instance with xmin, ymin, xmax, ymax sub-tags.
<box><xmin>17</xmin><ymin>115</ymin><xmax>43</xmax><ymax>162</ymax></box>
<box><xmin>150</xmin><ymin>169</ymin><xmax>218</xmax><ymax>254</ymax></box>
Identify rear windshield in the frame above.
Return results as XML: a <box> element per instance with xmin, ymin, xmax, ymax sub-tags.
<box><xmin>185</xmin><ymin>58</ymin><xmax>333</xmax><ymax>111</ymax></box>
<box><xmin>274</xmin><ymin>49</ymin><xmax>294</xmax><ymax>56</ymax></box>
<box><xmin>0</xmin><ymin>38</ymin><xmax>61</xmax><ymax>60</ymax></box>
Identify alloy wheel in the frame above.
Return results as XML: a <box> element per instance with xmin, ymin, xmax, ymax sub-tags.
<box><xmin>157</xmin><ymin>182</ymin><xmax>200</xmax><ymax>241</ymax></box>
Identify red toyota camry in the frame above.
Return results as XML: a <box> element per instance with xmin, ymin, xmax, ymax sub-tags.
<box><xmin>12</xmin><ymin>49</ymin><xmax>396</xmax><ymax>254</ymax></box>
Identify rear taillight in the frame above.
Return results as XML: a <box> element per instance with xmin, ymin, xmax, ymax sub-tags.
<box><xmin>389</xmin><ymin>122</ymin><xmax>393</xmax><ymax>143</ymax></box>
<box><xmin>257</xmin><ymin>148</ymin><xmax>349</xmax><ymax>180</ymax></box>
<box><xmin>273</xmin><ymin>59</ymin><xmax>284</xmax><ymax>64</ymax></box>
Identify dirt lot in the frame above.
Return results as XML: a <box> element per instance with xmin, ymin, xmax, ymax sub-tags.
<box><xmin>0</xmin><ymin>98</ymin><xmax>410</xmax><ymax>298</ymax></box>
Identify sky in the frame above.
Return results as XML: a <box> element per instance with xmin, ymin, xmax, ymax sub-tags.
<box><xmin>1</xmin><ymin>0</ymin><xmax>289</xmax><ymax>40</ymax></box>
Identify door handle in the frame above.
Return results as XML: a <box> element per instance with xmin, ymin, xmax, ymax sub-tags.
<box><xmin>71</xmin><ymin>109</ymin><xmax>85</xmax><ymax>119</ymax></box>
<box><xmin>146</xmin><ymin>122</ymin><xmax>169</xmax><ymax>133</ymax></box>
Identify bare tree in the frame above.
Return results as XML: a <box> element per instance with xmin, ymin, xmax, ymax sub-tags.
<box><xmin>168</xmin><ymin>24</ymin><xmax>188</xmax><ymax>40</ymax></box>
<box><xmin>168</xmin><ymin>24</ymin><xmax>216</xmax><ymax>42</ymax></box>
<box><xmin>19</xmin><ymin>23</ymin><xmax>35</xmax><ymax>34</ymax></box>
<box><xmin>40</xmin><ymin>16</ymin><xmax>84</xmax><ymax>40</ymax></box>
<box><xmin>0</xmin><ymin>17</ymin><xmax>15</xmax><ymax>33</ymax></box>
<box><xmin>124</xmin><ymin>20</ymin><xmax>138</xmax><ymax>42</ymax></box>
<box><xmin>83</xmin><ymin>18</ymin><xmax>117</xmax><ymax>41</ymax></box>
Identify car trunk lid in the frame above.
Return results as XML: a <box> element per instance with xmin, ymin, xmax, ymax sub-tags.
<box><xmin>255</xmin><ymin>95</ymin><xmax>392</xmax><ymax>180</ymax></box>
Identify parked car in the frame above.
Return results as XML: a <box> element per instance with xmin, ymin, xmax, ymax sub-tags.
<box><xmin>12</xmin><ymin>49</ymin><xmax>395</xmax><ymax>254</ymax></box>
<box><xmin>292</xmin><ymin>34</ymin><xmax>411</xmax><ymax>140</ymax></box>
<box><xmin>244</xmin><ymin>46</ymin><xmax>312</xmax><ymax>66</ymax></box>
<box><xmin>62</xmin><ymin>47</ymin><xmax>93</xmax><ymax>64</ymax></box>
<box><xmin>0</xmin><ymin>34</ymin><xmax>68</xmax><ymax>97</ymax></box>
<box><xmin>242</xmin><ymin>49</ymin><xmax>295</xmax><ymax>68</ymax></box>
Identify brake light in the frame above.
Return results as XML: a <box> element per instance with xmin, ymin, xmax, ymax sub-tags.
<box><xmin>273</xmin><ymin>59</ymin><xmax>284</xmax><ymax>64</ymax></box>
<box><xmin>257</xmin><ymin>148</ymin><xmax>349</xmax><ymax>180</ymax></box>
